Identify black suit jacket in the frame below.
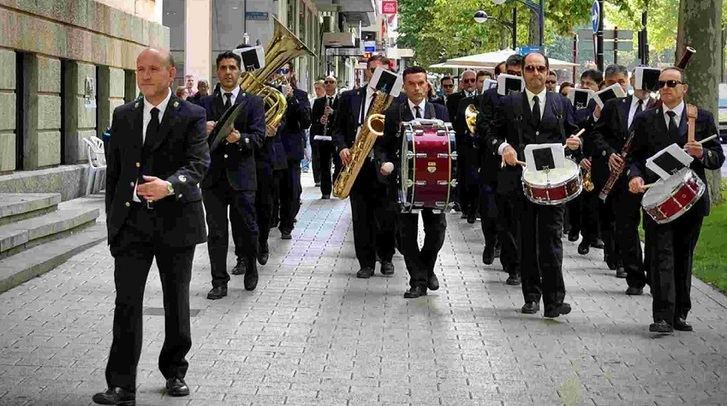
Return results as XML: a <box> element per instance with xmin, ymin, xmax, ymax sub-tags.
<box><xmin>627</xmin><ymin>105</ymin><xmax>725</xmax><ymax>216</ymax></box>
<box><xmin>487</xmin><ymin>91</ymin><xmax>579</xmax><ymax>195</ymax></box>
<box><xmin>105</xmin><ymin>95</ymin><xmax>210</xmax><ymax>247</ymax></box>
<box><xmin>278</xmin><ymin>88</ymin><xmax>311</xmax><ymax>161</ymax></box>
<box><xmin>474</xmin><ymin>88</ymin><xmax>503</xmax><ymax>184</ymax></box>
<box><xmin>197</xmin><ymin>90</ymin><xmax>265</xmax><ymax>191</ymax></box>
<box><xmin>310</xmin><ymin>94</ymin><xmax>339</xmax><ymax>142</ymax></box>
<box><xmin>446</xmin><ymin>91</ymin><xmax>469</xmax><ymax>128</ymax></box>
<box><xmin>333</xmin><ymin>87</ymin><xmax>366</xmax><ymax>153</ymax></box>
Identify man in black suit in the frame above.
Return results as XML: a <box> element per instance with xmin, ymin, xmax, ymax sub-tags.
<box><xmin>93</xmin><ymin>48</ymin><xmax>210</xmax><ymax>405</ymax></box>
<box><xmin>276</xmin><ymin>61</ymin><xmax>311</xmax><ymax>240</ymax></box>
<box><xmin>591</xmin><ymin>66</ymin><xmax>654</xmax><ymax>289</ymax></box>
<box><xmin>377</xmin><ymin>66</ymin><xmax>450</xmax><ymax>298</ymax></box>
<box><xmin>446</xmin><ymin>70</ymin><xmax>478</xmax><ymax>213</ymax></box>
<box><xmin>332</xmin><ymin>54</ymin><xmax>396</xmax><ymax>279</ymax></box>
<box><xmin>628</xmin><ymin>67</ymin><xmax>724</xmax><ymax>334</ymax></box>
<box><xmin>198</xmin><ymin>51</ymin><xmax>266</xmax><ymax>299</ymax></box>
<box><xmin>474</xmin><ymin>54</ymin><xmax>522</xmax><ymax>285</ymax></box>
<box><xmin>488</xmin><ymin>52</ymin><xmax>581</xmax><ymax>318</ymax></box>
<box><xmin>310</xmin><ymin>75</ymin><xmax>341</xmax><ymax>199</ymax></box>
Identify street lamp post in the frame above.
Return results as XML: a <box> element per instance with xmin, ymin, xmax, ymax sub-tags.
<box><xmin>492</xmin><ymin>0</ymin><xmax>544</xmax><ymax>48</ymax></box>
<box><xmin>474</xmin><ymin>9</ymin><xmax>517</xmax><ymax>50</ymax></box>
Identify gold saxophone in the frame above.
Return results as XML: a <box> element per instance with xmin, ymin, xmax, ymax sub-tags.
<box><xmin>239</xmin><ymin>18</ymin><xmax>314</xmax><ymax>136</ymax></box>
<box><xmin>332</xmin><ymin>92</ymin><xmax>395</xmax><ymax>199</ymax></box>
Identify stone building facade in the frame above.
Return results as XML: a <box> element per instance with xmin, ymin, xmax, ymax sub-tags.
<box><xmin>0</xmin><ymin>0</ymin><xmax>168</xmax><ymax>200</ymax></box>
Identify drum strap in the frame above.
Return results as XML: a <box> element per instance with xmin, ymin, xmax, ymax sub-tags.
<box><xmin>553</xmin><ymin>96</ymin><xmax>566</xmax><ymax>142</ymax></box>
<box><xmin>686</xmin><ymin>104</ymin><xmax>698</xmax><ymax>144</ymax></box>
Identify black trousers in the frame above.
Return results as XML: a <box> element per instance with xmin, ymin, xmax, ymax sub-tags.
<box><xmin>478</xmin><ymin>182</ymin><xmax>498</xmax><ymax>249</ymax></box>
<box><xmin>279</xmin><ymin>159</ymin><xmax>302</xmax><ymax>233</ymax></box>
<box><xmin>602</xmin><ymin>182</ymin><xmax>646</xmax><ymax>287</ymax></box>
<box><xmin>567</xmin><ymin>190</ymin><xmax>599</xmax><ymax>242</ymax></box>
<box><xmin>106</xmin><ymin>205</ymin><xmax>195</xmax><ymax>392</ymax></box>
<box><xmin>520</xmin><ymin>199</ymin><xmax>566</xmax><ymax>309</ymax></box>
<box><xmin>644</xmin><ymin>206</ymin><xmax>703</xmax><ymax>324</ymax></box>
<box><xmin>255</xmin><ymin>167</ymin><xmax>277</xmax><ymax>253</ymax></box>
<box><xmin>317</xmin><ymin>141</ymin><xmax>342</xmax><ymax>197</ymax></box>
<box><xmin>311</xmin><ymin>141</ymin><xmax>321</xmax><ymax>184</ymax></box>
<box><xmin>458</xmin><ymin>148</ymin><xmax>479</xmax><ymax>216</ymax></box>
<box><xmin>496</xmin><ymin>194</ymin><xmax>521</xmax><ymax>277</ymax></box>
<box><xmin>349</xmin><ymin>189</ymin><xmax>396</xmax><ymax>269</ymax></box>
<box><xmin>202</xmin><ymin>181</ymin><xmax>258</xmax><ymax>288</ymax></box>
<box><xmin>398</xmin><ymin>209</ymin><xmax>447</xmax><ymax>289</ymax></box>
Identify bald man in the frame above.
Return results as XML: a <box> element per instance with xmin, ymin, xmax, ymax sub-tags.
<box><xmin>94</xmin><ymin>48</ymin><xmax>210</xmax><ymax>404</ymax></box>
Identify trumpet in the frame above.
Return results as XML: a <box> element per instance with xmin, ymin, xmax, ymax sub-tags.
<box><xmin>464</xmin><ymin>104</ymin><xmax>479</xmax><ymax>135</ymax></box>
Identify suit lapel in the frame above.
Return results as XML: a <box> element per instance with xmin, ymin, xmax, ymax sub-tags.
<box><xmin>678</xmin><ymin>109</ymin><xmax>688</xmax><ymax>141</ymax></box>
<box><xmin>653</xmin><ymin>106</ymin><xmax>668</xmax><ymax>141</ymax></box>
<box><xmin>520</xmin><ymin>92</ymin><xmax>532</xmax><ymax>124</ymax></box>
<box><xmin>145</xmin><ymin>95</ymin><xmax>181</xmax><ymax>152</ymax></box>
<box><xmin>424</xmin><ymin>101</ymin><xmax>435</xmax><ymax>119</ymax></box>
<box><xmin>617</xmin><ymin>96</ymin><xmax>631</xmax><ymax>133</ymax></box>
<box><xmin>132</xmin><ymin>98</ymin><xmax>144</xmax><ymax>148</ymax></box>
<box><xmin>352</xmin><ymin>88</ymin><xmax>364</xmax><ymax>126</ymax></box>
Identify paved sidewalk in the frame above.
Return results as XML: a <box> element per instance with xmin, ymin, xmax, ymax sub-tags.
<box><xmin>0</xmin><ymin>177</ymin><xmax>726</xmax><ymax>406</ymax></box>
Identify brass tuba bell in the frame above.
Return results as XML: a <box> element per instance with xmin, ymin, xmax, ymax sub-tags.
<box><xmin>238</xmin><ymin>18</ymin><xmax>314</xmax><ymax>136</ymax></box>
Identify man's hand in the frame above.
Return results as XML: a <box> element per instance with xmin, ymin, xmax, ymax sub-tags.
<box><xmin>282</xmin><ymin>84</ymin><xmax>293</xmax><ymax>98</ymax></box>
<box><xmin>593</xmin><ymin>104</ymin><xmax>602</xmax><ymax>120</ymax></box>
<box><xmin>580</xmin><ymin>158</ymin><xmax>591</xmax><ymax>171</ymax></box>
<box><xmin>226</xmin><ymin>129</ymin><xmax>241</xmax><ymax>144</ymax></box>
<box><xmin>206</xmin><ymin>121</ymin><xmax>216</xmax><ymax>135</ymax></box>
<box><xmin>566</xmin><ymin>135</ymin><xmax>581</xmax><ymax>151</ymax></box>
<box><xmin>628</xmin><ymin>177</ymin><xmax>645</xmax><ymax>194</ymax></box>
<box><xmin>380</xmin><ymin>162</ymin><xmax>394</xmax><ymax>176</ymax></box>
<box><xmin>137</xmin><ymin>176</ymin><xmax>172</xmax><ymax>202</ymax></box>
<box><xmin>340</xmin><ymin>148</ymin><xmax>352</xmax><ymax>166</ymax></box>
<box><xmin>608</xmin><ymin>153</ymin><xmax>624</xmax><ymax>173</ymax></box>
<box><xmin>324</xmin><ymin>105</ymin><xmax>334</xmax><ymax>116</ymax></box>
<box><xmin>502</xmin><ymin>145</ymin><xmax>518</xmax><ymax>166</ymax></box>
<box><xmin>684</xmin><ymin>141</ymin><xmax>704</xmax><ymax>159</ymax></box>
<box><xmin>320</xmin><ymin>115</ymin><xmax>328</xmax><ymax>125</ymax></box>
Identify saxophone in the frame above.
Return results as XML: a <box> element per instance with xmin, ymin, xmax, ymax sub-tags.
<box><xmin>332</xmin><ymin>92</ymin><xmax>395</xmax><ymax>199</ymax></box>
<box><xmin>238</xmin><ymin>18</ymin><xmax>313</xmax><ymax>136</ymax></box>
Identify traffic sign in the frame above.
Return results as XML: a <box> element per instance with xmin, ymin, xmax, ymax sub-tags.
<box><xmin>591</xmin><ymin>1</ymin><xmax>600</xmax><ymax>33</ymax></box>
<box><xmin>578</xmin><ymin>40</ymin><xmax>633</xmax><ymax>52</ymax></box>
<box><xmin>518</xmin><ymin>45</ymin><xmax>542</xmax><ymax>55</ymax></box>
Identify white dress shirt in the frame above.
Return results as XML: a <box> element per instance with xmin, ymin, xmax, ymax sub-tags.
<box><xmin>219</xmin><ymin>86</ymin><xmax>240</xmax><ymax>106</ymax></box>
<box><xmin>628</xmin><ymin>96</ymin><xmax>647</xmax><ymax>128</ymax></box>
<box><xmin>361</xmin><ymin>86</ymin><xmax>375</xmax><ymax>125</ymax></box>
<box><xmin>408</xmin><ymin>98</ymin><xmax>426</xmax><ymax>119</ymax></box>
<box><xmin>663</xmin><ymin>100</ymin><xmax>685</xmax><ymax>130</ymax></box>
<box><xmin>498</xmin><ymin>87</ymin><xmax>546</xmax><ymax>155</ymax></box>
<box><xmin>135</xmin><ymin>88</ymin><xmax>172</xmax><ymax>202</ymax></box>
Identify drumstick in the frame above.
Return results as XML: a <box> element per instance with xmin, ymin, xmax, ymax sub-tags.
<box><xmin>563</xmin><ymin>128</ymin><xmax>587</xmax><ymax>149</ymax></box>
<box><xmin>687</xmin><ymin>133</ymin><xmax>719</xmax><ymax>146</ymax></box>
<box><xmin>500</xmin><ymin>159</ymin><xmax>527</xmax><ymax>168</ymax></box>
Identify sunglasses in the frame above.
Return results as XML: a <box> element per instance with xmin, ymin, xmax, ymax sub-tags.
<box><xmin>324</xmin><ymin>80</ymin><xmax>336</xmax><ymax>84</ymax></box>
<box><xmin>658</xmin><ymin>80</ymin><xmax>683</xmax><ymax>88</ymax></box>
<box><xmin>442</xmin><ymin>84</ymin><xmax>454</xmax><ymax>88</ymax></box>
<box><xmin>524</xmin><ymin>65</ymin><xmax>548</xmax><ymax>73</ymax></box>
<box><xmin>278</xmin><ymin>68</ymin><xmax>290</xmax><ymax>74</ymax></box>
<box><xmin>545</xmin><ymin>80</ymin><xmax>557</xmax><ymax>84</ymax></box>
<box><xmin>462</xmin><ymin>78</ymin><xmax>476</xmax><ymax>83</ymax></box>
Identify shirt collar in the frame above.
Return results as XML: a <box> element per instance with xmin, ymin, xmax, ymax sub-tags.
<box><xmin>408</xmin><ymin>98</ymin><xmax>426</xmax><ymax>114</ymax></box>
<box><xmin>219</xmin><ymin>86</ymin><xmax>240</xmax><ymax>100</ymax></box>
<box><xmin>525</xmin><ymin>87</ymin><xmax>547</xmax><ymax>103</ymax></box>
<box><xmin>143</xmin><ymin>88</ymin><xmax>172</xmax><ymax>117</ymax></box>
<box><xmin>664</xmin><ymin>100</ymin><xmax>684</xmax><ymax>118</ymax></box>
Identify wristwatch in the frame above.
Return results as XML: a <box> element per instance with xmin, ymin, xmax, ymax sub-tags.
<box><xmin>166</xmin><ymin>181</ymin><xmax>175</xmax><ymax>196</ymax></box>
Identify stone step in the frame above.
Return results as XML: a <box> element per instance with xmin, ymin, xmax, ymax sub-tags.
<box><xmin>0</xmin><ymin>193</ymin><xmax>62</xmax><ymax>226</ymax></box>
<box><xmin>0</xmin><ymin>223</ymin><xmax>106</xmax><ymax>294</ymax></box>
<box><xmin>0</xmin><ymin>202</ymin><xmax>99</xmax><ymax>259</ymax></box>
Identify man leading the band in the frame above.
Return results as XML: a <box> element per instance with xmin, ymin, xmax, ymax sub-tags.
<box><xmin>488</xmin><ymin>52</ymin><xmax>580</xmax><ymax>318</ymax></box>
<box><xmin>627</xmin><ymin>67</ymin><xmax>724</xmax><ymax>334</ymax></box>
<box><xmin>377</xmin><ymin>66</ymin><xmax>450</xmax><ymax>298</ymax></box>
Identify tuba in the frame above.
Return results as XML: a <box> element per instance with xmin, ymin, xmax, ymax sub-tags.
<box><xmin>239</xmin><ymin>18</ymin><xmax>314</xmax><ymax>136</ymax></box>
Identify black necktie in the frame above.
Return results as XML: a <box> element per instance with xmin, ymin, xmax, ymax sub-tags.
<box><xmin>636</xmin><ymin>99</ymin><xmax>644</xmax><ymax>114</ymax></box>
<box><xmin>328</xmin><ymin>97</ymin><xmax>333</xmax><ymax>106</ymax></box>
<box><xmin>414</xmin><ymin>105</ymin><xmax>422</xmax><ymax>119</ymax></box>
<box><xmin>224</xmin><ymin>92</ymin><xmax>232</xmax><ymax>109</ymax></box>
<box><xmin>666</xmin><ymin>111</ymin><xmax>679</xmax><ymax>140</ymax></box>
<box><xmin>531</xmin><ymin>95</ymin><xmax>541</xmax><ymax>128</ymax></box>
<box><xmin>146</xmin><ymin>107</ymin><xmax>159</xmax><ymax>144</ymax></box>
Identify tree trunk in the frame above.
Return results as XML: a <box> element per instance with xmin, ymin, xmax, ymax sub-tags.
<box><xmin>677</xmin><ymin>0</ymin><xmax>724</xmax><ymax>205</ymax></box>
<box><xmin>528</xmin><ymin>11</ymin><xmax>539</xmax><ymax>48</ymax></box>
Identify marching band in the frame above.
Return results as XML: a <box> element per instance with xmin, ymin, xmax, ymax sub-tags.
<box><xmin>94</xmin><ymin>38</ymin><xmax>725</xmax><ymax>403</ymax></box>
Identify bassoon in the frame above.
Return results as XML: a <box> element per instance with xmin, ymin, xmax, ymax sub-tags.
<box><xmin>598</xmin><ymin>45</ymin><xmax>696</xmax><ymax>201</ymax></box>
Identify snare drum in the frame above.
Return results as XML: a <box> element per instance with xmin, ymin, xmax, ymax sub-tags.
<box><xmin>521</xmin><ymin>159</ymin><xmax>582</xmax><ymax>205</ymax></box>
<box><xmin>642</xmin><ymin>167</ymin><xmax>705</xmax><ymax>224</ymax></box>
<box><xmin>399</xmin><ymin>120</ymin><xmax>457</xmax><ymax>213</ymax></box>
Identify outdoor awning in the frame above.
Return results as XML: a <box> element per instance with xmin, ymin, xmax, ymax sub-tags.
<box><xmin>447</xmin><ymin>49</ymin><xmax>579</xmax><ymax>69</ymax></box>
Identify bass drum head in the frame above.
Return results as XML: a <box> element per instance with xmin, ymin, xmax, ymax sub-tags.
<box><xmin>398</xmin><ymin>125</ymin><xmax>414</xmax><ymax>213</ymax></box>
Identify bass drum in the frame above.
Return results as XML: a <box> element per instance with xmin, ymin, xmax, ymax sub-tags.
<box><xmin>642</xmin><ymin>167</ymin><xmax>705</xmax><ymax>224</ymax></box>
<box><xmin>398</xmin><ymin>119</ymin><xmax>457</xmax><ymax>213</ymax></box>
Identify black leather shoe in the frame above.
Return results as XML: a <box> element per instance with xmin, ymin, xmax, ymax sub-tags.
<box><xmin>544</xmin><ymin>302</ymin><xmax>571</xmax><ymax>318</ymax></box>
<box><xmin>521</xmin><ymin>301</ymin><xmax>540</xmax><ymax>314</ymax></box>
<box><xmin>404</xmin><ymin>285</ymin><xmax>427</xmax><ymax>298</ymax></box>
<box><xmin>505</xmin><ymin>275</ymin><xmax>521</xmax><ymax>285</ymax></box>
<box><xmin>590</xmin><ymin>238</ymin><xmax>605</xmax><ymax>249</ymax></box>
<box><xmin>467</xmin><ymin>213</ymin><xmax>476</xmax><ymax>224</ymax></box>
<box><xmin>380</xmin><ymin>261</ymin><xmax>395</xmax><ymax>276</ymax></box>
<box><xmin>482</xmin><ymin>246</ymin><xmax>495</xmax><ymax>265</ymax></box>
<box><xmin>568</xmin><ymin>232</ymin><xmax>579</xmax><ymax>242</ymax></box>
<box><xmin>206</xmin><ymin>286</ymin><xmax>227</xmax><ymax>300</ymax></box>
<box><xmin>244</xmin><ymin>260</ymin><xmax>258</xmax><ymax>291</ymax></box>
<box><xmin>428</xmin><ymin>273</ymin><xmax>439</xmax><ymax>291</ymax></box>
<box><xmin>165</xmin><ymin>377</ymin><xmax>189</xmax><ymax>397</ymax></box>
<box><xmin>281</xmin><ymin>230</ymin><xmax>292</xmax><ymax>240</ymax></box>
<box><xmin>625</xmin><ymin>286</ymin><xmax>643</xmax><ymax>295</ymax></box>
<box><xmin>321</xmin><ymin>194</ymin><xmax>330</xmax><ymax>199</ymax></box>
<box><xmin>577</xmin><ymin>241</ymin><xmax>589</xmax><ymax>255</ymax></box>
<box><xmin>356</xmin><ymin>267</ymin><xmax>374</xmax><ymax>278</ymax></box>
<box><xmin>258</xmin><ymin>250</ymin><xmax>269</xmax><ymax>266</ymax></box>
<box><xmin>649</xmin><ymin>320</ymin><xmax>674</xmax><ymax>334</ymax></box>
<box><xmin>92</xmin><ymin>387</ymin><xmax>135</xmax><ymax>405</ymax></box>
<box><xmin>231</xmin><ymin>258</ymin><xmax>246</xmax><ymax>275</ymax></box>
<box><xmin>674</xmin><ymin>318</ymin><xmax>693</xmax><ymax>331</ymax></box>
<box><xmin>616</xmin><ymin>267</ymin><xmax>627</xmax><ymax>278</ymax></box>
